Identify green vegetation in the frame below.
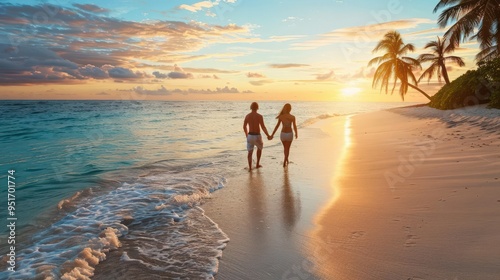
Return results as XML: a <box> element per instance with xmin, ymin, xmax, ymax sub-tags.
<box><xmin>429</xmin><ymin>57</ymin><xmax>500</xmax><ymax>109</ymax></box>
<box><xmin>478</xmin><ymin>57</ymin><xmax>500</xmax><ymax>108</ymax></box>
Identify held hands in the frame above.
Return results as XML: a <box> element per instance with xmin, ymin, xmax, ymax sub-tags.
<box><xmin>267</xmin><ymin>135</ymin><xmax>273</xmax><ymax>140</ymax></box>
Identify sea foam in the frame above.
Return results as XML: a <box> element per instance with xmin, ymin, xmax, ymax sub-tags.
<box><xmin>2</xmin><ymin>162</ymin><xmax>228</xmax><ymax>279</ymax></box>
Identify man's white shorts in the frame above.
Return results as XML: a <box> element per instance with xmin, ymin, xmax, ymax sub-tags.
<box><xmin>247</xmin><ymin>134</ymin><xmax>263</xmax><ymax>151</ymax></box>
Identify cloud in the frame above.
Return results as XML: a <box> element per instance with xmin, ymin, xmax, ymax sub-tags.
<box><xmin>0</xmin><ymin>44</ymin><xmax>77</xmax><ymax>70</ymax></box>
<box><xmin>269</xmin><ymin>63</ymin><xmax>310</xmax><ymax>69</ymax></box>
<box><xmin>58</xmin><ymin>50</ymin><xmax>126</xmax><ymax>67</ymax></box>
<box><xmin>133</xmin><ymin>85</ymin><xmax>170</xmax><ymax>95</ymax></box>
<box><xmin>0</xmin><ymin>3</ymin><xmax>249</xmax><ymax>85</ymax></box>
<box><xmin>199</xmin><ymin>74</ymin><xmax>220</xmax><ymax>79</ymax></box>
<box><xmin>405</xmin><ymin>27</ymin><xmax>443</xmax><ymax>37</ymax></box>
<box><xmin>282</xmin><ymin>16</ymin><xmax>303</xmax><ymax>23</ymax></box>
<box><xmin>181</xmin><ymin>67</ymin><xmax>238</xmax><ymax>74</ymax></box>
<box><xmin>179</xmin><ymin>1</ymin><xmax>215</xmax><ymax>13</ymax></box>
<box><xmin>73</xmin><ymin>3</ymin><xmax>110</xmax><ymax>13</ymax></box>
<box><xmin>209</xmin><ymin>86</ymin><xmax>239</xmax><ymax>93</ymax></box>
<box><xmin>78</xmin><ymin>65</ymin><xmax>109</xmax><ymax>79</ymax></box>
<box><xmin>0</xmin><ymin>44</ymin><xmax>149</xmax><ymax>84</ymax></box>
<box><xmin>152</xmin><ymin>71</ymin><xmax>169</xmax><ymax>79</ymax></box>
<box><xmin>178</xmin><ymin>0</ymin><xmax>239</xmax><ymax>15</ymax></box>
<box><xmin>349</xmin><ymin>66</ymin><xmax>376</xmax><ymax>79</ymax></box>
<box><xmin>316</xmin><ymin>70</ymin><xmax>335</xmax><ymax>80</ymax></box>
<box><xmin>167</xmin><ymin>72</ymin><xmax>194</xmax><ymax>79</ymax></box>
<box><xmin>247</xmin><ymin>72</ymin><xmax>266</xmax><ymax>78</ymax></box>
<box><xmin>249</xmin><ymin>79</ymin><xmax>274</xmax><ymax>86</ymax></box>
<box><xmin>126</xmin><ymin>85</ymin><xmax>251</xmax><ymax>95</ymax></box>
<box><xmin>292</xmin><ymin>18</ymin><xmax>435</xmax><ymax>50</ymax></box>
<box><xmin>108</xmin><ymin>67</ymin><xmax>143</xmax><ymax>79</ymax></box>
<box><xmin>153</xmin><ymin>64</ymin><xmax>194</xmax><ymax>79</ymax></box>
<box><xmin>153</xmin><ymin>71</ymin><xmax>193</xmax><ymax>79</ymax></box>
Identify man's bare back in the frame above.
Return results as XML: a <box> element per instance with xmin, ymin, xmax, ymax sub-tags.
<box><xmin>244</xmin><ymin>111</ymin><xmax>264</xmax><ymax>135</ymax></box>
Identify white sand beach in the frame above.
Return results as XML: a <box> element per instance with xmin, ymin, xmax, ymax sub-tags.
<box><xmin>205</xmin><ymin>104</ymin><xmax>500</xmax><ymax>279</ymax></box>
<box><xmin>312</xmin><ymin>105</ymin><xmax>500</xmax><ymax>280</ymax></box>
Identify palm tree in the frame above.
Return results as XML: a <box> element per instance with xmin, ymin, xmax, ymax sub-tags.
<box><xmin>418</xmin><ymin>36</ymin><xmax>465</xmax><ymax>84</ymax></box>
<box><xmin>368</xmin><ymin>31</ymin><xmax>432</xmax><ymax>101</ymax></box>
<box><xmin>434</xmin><ymin>0</ymin><xmax>500</xmax><ymax>61</ymax></box>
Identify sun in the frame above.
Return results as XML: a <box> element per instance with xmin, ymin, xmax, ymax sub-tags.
<box><xmin>341</xmin><ymin>87</ymin><xmax>361</xmax><ymax>96</ymax></box>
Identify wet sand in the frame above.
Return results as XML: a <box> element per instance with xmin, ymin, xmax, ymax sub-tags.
<box><xmin>204</xmin><ymin>116</ymin><xmax>349</xmax><ymax>279</ymax></box>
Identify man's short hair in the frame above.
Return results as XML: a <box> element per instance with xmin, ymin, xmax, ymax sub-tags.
<box><xmin>250</xmin><ymin>102</ymin><xmax>259</xmax><ymax>110</ymax></box>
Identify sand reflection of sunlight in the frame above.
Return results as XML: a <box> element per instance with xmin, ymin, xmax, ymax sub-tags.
<box><xmin>344</xmin><ymin>116</ymin><xmax>352</xmax><ymax>149</ymax></box>
<box><xmin>306</xmin><ymin>115</ymin><xmax>353</xmax><ymax>278</ymax></box>
<box><xmin>331</xmin><ymin>115</ymin><xmax>351</xmax><ymax>202</ymax></box>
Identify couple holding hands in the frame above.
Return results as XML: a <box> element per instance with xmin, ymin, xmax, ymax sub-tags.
<box><xmin>243</xmin><ymin>102</ymin><xmax>298</xmax><ymax>171</ymax></box>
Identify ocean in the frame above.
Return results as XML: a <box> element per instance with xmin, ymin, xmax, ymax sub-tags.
<box><xmin>0</xmin><ymin>100</ymin><xmax>413</xmax><ymax>279</ymax></box>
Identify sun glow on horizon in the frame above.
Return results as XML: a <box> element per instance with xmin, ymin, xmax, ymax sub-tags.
<box><xmin>341</xmin><ymin>87</ymin><xmax>361</xmax><ymax>96</ymax></box>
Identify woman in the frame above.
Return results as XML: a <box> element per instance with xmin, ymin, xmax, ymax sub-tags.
<box><xmin>271</xmin><ymin>103</ymin><xmax>298</xmax><ymax>167</ymax></box>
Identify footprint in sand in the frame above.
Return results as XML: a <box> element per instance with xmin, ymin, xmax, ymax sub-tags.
<box><xmin>349</xmin><ymin>231</ymin><xmax>366</xmax><ymax>240</ymax></box>
<box><xmin>403</xmin><ymin>226</ymin><xmax>419</xmax><ymax>247</ymax></box>
<box><xmin>405</xmin><ymin>234</ymin><xmax>418</xmax><ymax>247</ymax></box>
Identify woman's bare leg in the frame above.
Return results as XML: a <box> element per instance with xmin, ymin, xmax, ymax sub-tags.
<box><xmin>282</xmin><ymin>141</ymin><xmax>292</xmax><ymax>167</ymax></box>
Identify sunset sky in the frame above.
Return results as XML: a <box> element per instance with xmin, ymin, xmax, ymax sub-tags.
<box><xmin>0</xmin><ymin>0</ymin><xmax>481</xmax><ymax>102</ymax></box>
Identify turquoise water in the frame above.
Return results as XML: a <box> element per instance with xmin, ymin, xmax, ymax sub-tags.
<box><xmin>0</xmin><ymin>100</ymin><xmax>413</xmax><ymax>279</ymax></box>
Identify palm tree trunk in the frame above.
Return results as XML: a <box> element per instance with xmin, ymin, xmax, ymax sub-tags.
<box><xmin>408</xmin><ymin>84</ymin><xmax>432</xmax><ymax>100</ymax></box>
<box><xmin>440</xmin><ymin>62</ymin><xmax>451</xmax><ymax>84</ymax></box>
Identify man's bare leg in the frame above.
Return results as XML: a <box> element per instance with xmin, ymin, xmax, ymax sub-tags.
<box><xmin>247</xmin><ymin>150</ymin><xmax>253</xmax><ymax>171</ymax></box>
<box><xmin>256</xmin><ymin>148</ymin><xmax>263</xmax><ymax>168</ymax></box>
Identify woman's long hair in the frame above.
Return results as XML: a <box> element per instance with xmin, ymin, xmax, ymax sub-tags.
<box><xmin>276</xmin><ymin>103</ymin><xmax>291</xmax><ymax>119</ymax></box>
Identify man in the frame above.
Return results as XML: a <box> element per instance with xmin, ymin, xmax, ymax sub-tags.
<box><xmin>243</xmin><ymin>102</ymin><xmax>272</xmax><ymax>171</ymax></box>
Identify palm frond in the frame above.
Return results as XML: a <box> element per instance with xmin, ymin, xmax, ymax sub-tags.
<box><xmin>418</xmin><ymin>53</ymin><xmax>438</xmax><ymax>63</ymax></box>
<box><xmin>372</xmin><ymin>61</ymin><xmax>392</xmax><ymax>90</ymax></box>
<box><xmin>433</xmin><ymin>0</ymin><xmax>462</xmax><ymax>14</ymax></box>
<box><xmin>400</xmin><ymin>43</ymin><xmax>416</xmax><ymax>55</ymax></box>
<box><xmin>444</xmin><ymin>55</ymin><xmax>466</xmax><ymax>66</ymax></box>
<box><xmin>436</xmin><ymin>0</ymin><xmax>481</xmax><ymax>28</ymax></box>
<box><xmin>368</xmin><ymin>53</ymin><xmax>393</xmax><ymax>66</ymax></box>
<box><xmin>401</xmin><ymin>56</ymin><xmax>421</xmax><ymax>68</ymax></box>
<box><xmin>407</xmin><ymin>64</ymin><xmax>418</xmax><ymax>86</ymax></box>
<box><xmin>476</xmin><ymin>44</ymin><xmax>499</xmax><ymax>61</ymax></box>
<box><xmin>444</xmin><ymin>6</ymin><xmax>483</xmax><ymax>46</ymax></box>
<box><xmin>443</xmin><ymin>37</ymin><xmax>457</xmax><ymax>53</ymax></box>
<box><xmin>418</xmin><ymin>63</ymin><xmax>439</xmax><ymax>83</ymax></box>
<box><xmin>424</xmin><ymin>40</ymin><xmax>439</xmax><ymax>50</ymax></box>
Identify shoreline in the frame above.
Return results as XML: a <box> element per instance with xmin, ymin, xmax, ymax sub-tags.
<box><xmin>203</xmin><ymin>116</ymin><xmax>350</xmax><ymax>279</ymax></box>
